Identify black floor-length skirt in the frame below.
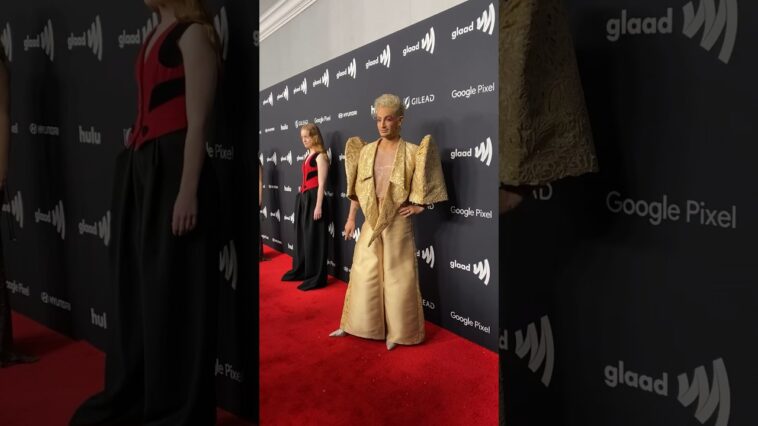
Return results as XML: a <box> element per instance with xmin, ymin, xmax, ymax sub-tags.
<box><xmin>281</xmin><ymin>188</ymin><xmax>328</xmax><ymax>290</ymax></box>
<box><xmin>70</xmin><ymin>130</ymin><xmax>220</xmax><ymax>426</ymax></box>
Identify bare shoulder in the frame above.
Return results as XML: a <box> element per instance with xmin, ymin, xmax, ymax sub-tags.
<box><xmin>178</xmin><ymin>22</ymin><xmax>213</xmax><ymax>51</ymax></box>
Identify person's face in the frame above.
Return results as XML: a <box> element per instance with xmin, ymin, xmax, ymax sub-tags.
<box><xmin>375</xmin><ymin>106</ymin><xmax>403</xmax><ymax>139</ymax></box>
<box><xmin>301</xmin><ymin>129</ymin><xmax>314</xmax><ymax>150</ymax></box>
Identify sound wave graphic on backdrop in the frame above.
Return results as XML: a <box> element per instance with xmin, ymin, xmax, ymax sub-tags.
<box><xmin>266</xmin><ymin>152</ymin><xmax>277</xmax><ymax>165</ymax></box>
<box><xmin>51</xmin><ymin>201</ymin><xmax>65</xmax><ymax>239</ymax></box>
<box><xmin>475</xmin><ymin>137</ymin><xmax>493</xmax><ymax>166</ymax></box>
<box><xmin>88</xmin><ymin>15</ymin><xmax>103</xmax><ymax>61</ymax></box>
<box><xmin>294</xmin><ymin>77</ymin><xmax>308</xmax><ymax>95</ymax></box>
<box><xmin>678</xmin><ymin>358</ymin><xmax>731</xmax><ymax>426</ymax></box>
<box><xmin>141</xmin><ymin>13</ymin><xmax>159</xmax><ymax>40</ymax></box>
<box><xmin>347</xmin><ymin>58</ymin><xmax>356</xmax><ymax>78</ymax></box>
<box><xmin>313</xmin><ymin>68</ymin><xmax>330</xmax><ymax>88</ymax></box>
<box><xmin>213</xmin><ymin>6</ymin><xmax>229</xmax><ymax>61</ymax></box>
<box><xmin>1</xmin><ymin>191</ymin><xmax>23</xmax><ymax>228</ymax></box>
<box><xmin>682</xmin><ymin>0</ymin><xmax>738</xmax><ymax>64</ymax></box>
<box><xmin>284</xmin><ymin>212</ymin><xmax>294</xmax><ymax>223</ymax></box>
<box><xmin>473</xmin><ymin>259</ymin><xmax>490</xmax><ymax>285</ymax></box>
<box><xmin>270</xmin><ymin>209</ymin><xmax>280</xmax><ymax>221</ymax></box>
<box><xmin>341</xmin><ymin>227</ymin><xmax>360</xmax><ymax>241</ymax></box>
<box><xmin>260</xmin><ymin>206</ymin><xmax>267</xmax><ymax>218</ymax></box>
<box><xmin>1</xmin><ymin>23</ymin><xmax>12</xmax><ymax>62</ymax></box>
<box><xmin>416</xmin><ymin>245</ymin><xmax>435</xmax><ymax>268</ymax></box>
<box><xmin>280</xmin><ymin>151</ymin><xmax>292</xmax><ymax>165</ymax></box>
<box><xmin>476</xmin><ymin>2</ymin><xmax>496</xmax><ymax>35</ymax></box>
<box><xmin>421</xmin><ymin>27</ymin><xmax>435</xmax><ymax>54</ymax></box>
<box><xmin>97</xmin><ymin>211</ymin><xmax>110</xmax><ymax>246</ymax></box>
<box><xmin>328</xmin><ymin>222</ymin><xmax>335</xmax><ymax>238</ymax></box>
<box><xmin>219</xmin><ymin>240</ymin><xmax>237</xmax><ymax>290</ymax></box>
<box><xmin>379</xmin><ymin>44</ymin><xmax>391</xmax><ymax>67</ymax></box>
<box><xmin>276</xmin><ymin>85</ymin><xmax>289</xmax><ymax>101</ymax></box>
<box><xmin>501</xmin><ymin>316</ymin><xmax>555</xmax><ymax>387</ymax></box>
<box><xmin>262</xmin><ymin>92</ymin><xmax>273</xmax><ymax>106</ymax></box>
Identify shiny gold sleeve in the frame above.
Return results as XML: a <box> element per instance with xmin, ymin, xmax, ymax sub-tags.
<box><xmin>409</xmin><ymin>135</ymin><xmax>448</xmax><ymax>205</ymax></box>
<box><xmin>345</xmin><ymin>136</ymin><xmax>366</xmax><ymax>201</ymax></box>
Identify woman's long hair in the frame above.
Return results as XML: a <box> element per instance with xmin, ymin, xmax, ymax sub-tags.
<box><xmin>301</xmin><ymin>123</ymin><xmax>328</xmax><ymax>160</ymax></box>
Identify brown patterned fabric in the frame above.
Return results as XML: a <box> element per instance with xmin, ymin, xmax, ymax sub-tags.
<box><xmin>499</xmin><ymin>0</ymin><xmax>598</xmax><ymax>186</ymax></box>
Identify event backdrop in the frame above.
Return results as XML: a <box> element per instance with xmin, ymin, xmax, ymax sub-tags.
<box><xmin>260</xmin><ymin>0</ymin><xmax>500</xmax><ymax>350</ymax></box>
<box><xmin>0</xmin><ymin>0</ymin><xmax>257</xmax><ymax>420</ymax></box>
<box><xmin>500</xmin><ymin>0</ymin><xmax>757</xmax><ymax>425</ymax></box>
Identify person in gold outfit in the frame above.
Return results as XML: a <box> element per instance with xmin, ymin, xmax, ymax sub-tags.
<box><xmin>329</xmin><ymin>94</ymin><xmax>447</xmax><ymax>351</ymax></box>
<box><xmin>498</xmin><ymin>0</ymin><xmax>598</xmax><ymax>212</ymax></box>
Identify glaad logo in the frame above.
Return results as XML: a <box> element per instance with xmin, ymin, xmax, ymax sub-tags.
<box><xmin>365</xmin><ymin>44</ymin><xmax>391</xmax><ymax>69</ymax></box>
<box><xmin>296</xmin><ymin>151</ymin><xmax>308</xmax><ymax>162</ymax></box>
<box><xmin>683</xmin><ymin>0</ymin><xmax>737</xmax><ymax>63</ymax></box>
<box><xmin>606</xmin><ymin>191</ymin><xmax>737</xmax><ymax>228</ymax></box>
<box><xmin>78</xmin><ymin>125</ymin><xmax>101</xmax><ymax>145</ymax></box>
<box><xmin>606</xmin><ymin>1</ymin><xmax>737</xmax><ymax>64</ymax></box>
<box><xmin>288</xmin><ymin>243</ymin><xmax>294</xmax><ymax>251</ymax></box>
<box><xmin>213</xmin><ymin>6</ymin><xmax>229</xmax><ymax>61</ymax></box>
<box><xmin>293</xmin><ymin>78</ymin><xmax>308</xmax><ymax>95</ymax></box>
<box><xmin>343</xmin><ymin>266</ymin><xmax>352</xmax><ymax>273</ymax></box>
<box><xmin>266</xmin><ymin>152</ymin><xmax>277</xmax><ymax>165</ymax></box>
<box><xmin>328</xmin><ymin>222</ymin><xmax>335</xmax><ymax>238</ymax></box>
<box><xmin>449</xmin><ymin>258</ymin><xmax>491</xmax><ymax>285</ymax></box>
<box><xmin>90</xmin><ymin>308</ymin><xmax>107</xmax><ymax>329</ymax></box>
<box><xmin>35</xmin><ymin>200</ymin><xmax>66</xmax><ymax>239</ymax></box>
<box><xmin>78</xmin><ymin>210</ymin><xmax>111</xmax><ymax>246</ymax></box>
<box><xmin>262</xmin><ymin>92</ymin><xmax>274</xmax><ymax>106</ymax></box>
<box><xmin>452</xmin><ymin>2</ymin><xmax>496</xmax><ymax>40</ymax></box>
<box><xmin>327</xmin><ymin>259</ymin><xmax>336</xmax><ymax>267</ymax></box>
<box><xmin>219</xmin><ymin>240</ymin><xmax>237</xmax><ymax>290</ymax></box>
<box><xmin>260</xmin><ymin>206</ymin><xmax>267</xmax><ymax>218</ymax></box>
<box><xmin>276</xmin><ymin>85</ymin><xmax>289</xmax><ymax>101</ymax></box>
<box><xmin>403</xmin><ymin>27</ymin><xmax>435</xmax><ymax>56</ymax></box>
<box><xmin>449</xmin><ymin>137</ymin><xmax>493</xmax><ymax>166</ymax></box>
<box><xmin>324</xmin><ymin>190</ymin><xmax>334</xmax><ymax>198</ymax></box>
<box><xmin>604</xmin><ymin>358</ymin><xmax>730</xmax><ymax>426</ymax></box>
<box><xmin>532</xmin><ymin>183</ymin><xmax>553</xmax><ymax>201</ymax></box>
<box><xmin>270</xmin><ymin>209</ymin><xmax>280</xmax><ymax>221</ymax></box>
<box><xmin>416</xmin><ymin>245</ymin><xmax>435</xmax><ymax>268</ymax></box>
<box><xmin>284</xmin><ymin>212</ymin><xmax>294</xmax><ymax>223</ymax></box>
<box><xmin>24</xmin><ymin>19</ymin><xmax>55</xmax><ymax>61</ymax></box>
<box><xmin>118</xmin><ymin>13</ymin><xmax>158</xmax><ymax>49</ymax></box>
<box><xmin>341</xmin><ymin>227</ymin><xmax>360</xmax><ymax>241</ymax></box>
<box><xmin>280</xmin><ymin>151</ymin><xmax>292</xmax><ymax>165</ymax></box>
<box><xmin>1</xmin><ymin>191</ymin><xmax>23</xmax><ymax>228</ymax></box>
<box><xmin>313</xmin><ymin>68</ymin><xmax>330</xmax><ymax>88</ymax></box>
<box><xmin>1</xmin><ymin>23</ymin><xmax>12</xmax><ymax>62</ymax></box>
<box><xmin>336</xmin><ymin>58</ymin><xmax>357</xmax><ymax>80</ymax></box>
<box><xmin>500</xmin><ymin>316</ymin><xmax>555</xmax><ymax>386</ymax></box>
<box><xmin>678</xmin><ymin>358</ymin><xmax>730</xmax><ymax>426</ymax></box>
<box><xmin>67</xmin><ymin>15</ymin><xmax>103</xmax><ymax>61</ymax></box>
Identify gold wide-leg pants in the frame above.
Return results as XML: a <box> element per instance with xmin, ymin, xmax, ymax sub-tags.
<box><xmin>339</xmin><ymin>213</ymin><xmax>425</xmax><ymax>345</ymax></box>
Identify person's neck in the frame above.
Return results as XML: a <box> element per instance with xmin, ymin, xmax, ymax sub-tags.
<box><xmin>381</xmin><ymin>135</ymin><xmax>401</xmax><ymax>145</ymax></box>
<box><xmin>158</xmin><ymin>6</ymin><xmax>178</xmax><ymax>25</ymax></box>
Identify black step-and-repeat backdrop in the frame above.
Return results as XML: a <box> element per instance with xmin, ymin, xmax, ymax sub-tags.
<box><xmin>0</xmin><ymin>0</ymin><xmax>257</xmax><ymax>420</ymax></box>
<box><xmin>501</xmin><ymin>1</ymin><xmax>756</xmax><ymax>425</ymax></box>
<box><xmin>260</xmin><ymin>0</ymin><xmax>499</xmax><ymax>350</ymax></box>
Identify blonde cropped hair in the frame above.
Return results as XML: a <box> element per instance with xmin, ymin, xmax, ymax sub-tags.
<box><xmin>373</xmin><ymin>93</ymin><xmax>404</xmax><ymax>118</ymax></box>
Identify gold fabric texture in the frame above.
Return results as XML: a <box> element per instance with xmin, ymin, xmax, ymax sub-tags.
<box><xmin>339</xmin><ymin>135</ymin><xmax>448</xmax><ymax>345</ymax></box>
<box><xmin>340</xmin><ymin>216</ymin><xmax>425</xmax><ymax>345</ymax></box>
<box><xmin>499</xmin><ymin>0</ymin><xmax>598</xmax><ymax>185</ymax></box>
<box><xmin>345</xmin><ymin>135</ymin><xmax>448</xmax><ymax>247</ymax></box>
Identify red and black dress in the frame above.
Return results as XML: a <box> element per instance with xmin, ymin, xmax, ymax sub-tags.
<box><xmin>71</xmin><ymin>21</ymin><xmax>219</xmax><ymax>426</ymax></box>
<box><xmin>281</xmin><ymin>152</ymin><xmax>329</xmax><ymax>290</ymax></box>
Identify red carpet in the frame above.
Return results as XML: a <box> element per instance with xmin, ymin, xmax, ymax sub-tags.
<box><xmin>260</xmin><ymin>245</ymin><xmax>498</xmax><ymax>426</ymax></box>
<box><xmin>0</xmin><ymin>312</ymin><xmax>252</xmax><ymax>426</ymax></box>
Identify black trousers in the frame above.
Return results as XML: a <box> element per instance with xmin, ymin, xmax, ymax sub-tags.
<box><xmin>281</xmin><ymin>188</ymin><xmax>328</xmax><ymax>290</ymax></box>
<box><xmin>71</xmin><ymin>131</ymin><xmax>220</xmax><ymax>426</ymax></box>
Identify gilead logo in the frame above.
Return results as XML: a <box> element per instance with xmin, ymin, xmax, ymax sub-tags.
<box><xmin>606</xmin><ymin>191</ymin><xmax>737</xmax><ymax>228</ymax></box>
